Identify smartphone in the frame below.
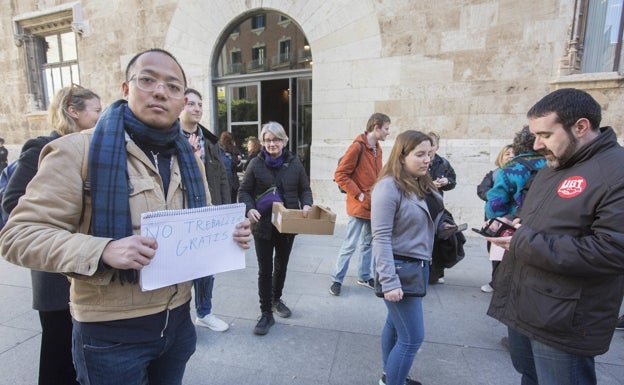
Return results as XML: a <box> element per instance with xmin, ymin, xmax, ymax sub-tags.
<box><xmin>473</xmin><ymin>218</ymin><xmax>515</xmax><ymax>237</ymax></box>
<box><xmin>456</xmin><ymin>223</ymin><xmax>467</xmax><ymax>232</ymax></box>
<box><xmin>472</xmin><ymin>227</ymin><xmax>488</xmax><ymax>236</ymax></box>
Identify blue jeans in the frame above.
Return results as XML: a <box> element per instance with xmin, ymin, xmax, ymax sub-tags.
<box><xmin>193</xmin><ymin>275</ymin><xmax>214</xmax><ymax>318</ymax></box>
<box><xmin>508</xmin><ymin>327</ymin><xmax>596</xmax><ymax>385</ymax></box>
<box><xmin>72</xmin><ymin>314</ymin><xmax>196</xmax><ymax>385</ymax></box>
<box><xmin>381</xmin><ymin>265</ymin><xmax>428</xmax><ymax>385</ymax></box>
<box><xmin>331</xmin><ymin>216</ymin><xmax>373</xmax><ymax>283</ymax></box>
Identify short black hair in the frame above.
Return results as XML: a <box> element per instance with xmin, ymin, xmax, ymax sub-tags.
<box><xmin>527</xmin><ymin>88</ymin><xmax>601</xmax><ymax>131</ymax></box>
<box><xmin>125</xmin><ymin>48</ymin><xmax>187</xmax><ymax>86</ymax></box>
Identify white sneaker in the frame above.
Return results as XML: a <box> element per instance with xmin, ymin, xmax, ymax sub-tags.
<box><xmin>436</xmin><ymin>277</ymin><xmax>445</xmax><ymax>284</ymax></box>
<box><xmin>481</xmin><ymin>284</ymin><xmax>494</xmax><ymax>293</ymax></box>
<box><xmin>195</xmin><ymin>314</ymin><xmax>229</xmax><ymax>332</ymax></box>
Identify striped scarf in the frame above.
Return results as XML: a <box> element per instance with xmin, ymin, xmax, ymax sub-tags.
<box><xmin>89</xmin><ymin>99</ymin><xmax>206</xmax><ymax>283</ymax></box>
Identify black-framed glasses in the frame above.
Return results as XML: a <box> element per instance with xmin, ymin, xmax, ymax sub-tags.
<box><xmin>128</xmin><ymin>73</ymin><xmax>185</xmax><ymax>99</ymax></box>
<box><xmin>65</xmin><ymin>83</ymin><xmax>83</xmax><ymax>110</ymax></box>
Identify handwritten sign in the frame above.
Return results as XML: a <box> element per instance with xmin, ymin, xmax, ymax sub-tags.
<box><xmin>139</xmin><ymin>203</ymin><xmax>246</xmax><ymax>291</ymax></box>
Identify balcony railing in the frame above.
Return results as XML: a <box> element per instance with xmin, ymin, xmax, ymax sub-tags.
<box><xmin>298</xmin><ymin>48</ymin><xmax>312</xmax><ymax>63</ymax></box>
<box><xmin>247</xmin><ymin>59</ymin><xmax>269</xmax><ymax>72</ymax></box>
<box><xmin>272</xmin><ymin>53</ymin><xmax>292</xmax><ymax>68</ymax></box>
<box><xmin>226</xmin><ymin>62</ymin><xmax>244</xmax><ymax>75</ymax></box>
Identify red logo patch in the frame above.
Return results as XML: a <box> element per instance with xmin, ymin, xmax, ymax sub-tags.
<box><xmin>557</xmin><ymin>176</ymin><xmax>586</xmax><ymax>198</ymax></box>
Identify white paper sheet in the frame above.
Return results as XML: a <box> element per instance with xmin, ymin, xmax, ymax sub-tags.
<box><xmin>139</xmin><ymin>203</ymin><xmax>246</xmax><ymax>291</ymax></box>
<box><xmin>489</xmin><ymin>243</ymin><xmax>506</xmax><ymax>261</ymax></box>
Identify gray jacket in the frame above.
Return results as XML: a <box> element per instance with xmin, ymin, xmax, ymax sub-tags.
<box><xmin>372</xmin><ymin>176</ymin><xmax>441</xmax><ymax>293</ymax></box>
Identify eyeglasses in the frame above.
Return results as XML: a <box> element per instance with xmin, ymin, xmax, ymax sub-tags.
<box><xmin>263</xmin><ymin>138</ymin><xmax>283</xmax><ymax>144</ymax></box>
<box><xmin>65</xmin><ymin>83</ymin><xmax>83</xmax><ymax>110</ymax></box>
<box><xmin>128</xmin><ymin>73</ymin><xmax>185</xmax><ymax>99</ymax></box>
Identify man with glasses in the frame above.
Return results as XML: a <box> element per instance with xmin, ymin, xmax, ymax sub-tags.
<box><xmin>179</xmin><ymin>88</ymin><xmax>231</xmax><ymax>333</ymax></box>
<box><xmin>330</xmin><ymin>113</ymin><xmax>390</xmax><ymax>296</ymax></box>
<box><xmin>0</xmin><ymin>48</ymin><xmax>251</xmax><ymax>385</ymax></box>
<box><xmin>487</xmin><ymin>88</ymin><xmax>624</xmax><ymax>385</ymax></box>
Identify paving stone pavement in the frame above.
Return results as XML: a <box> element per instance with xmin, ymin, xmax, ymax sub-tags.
<box><xmin>1</xmin><ymin>227</ymin><xmax>623</xmax><ymax>385</ymax></box>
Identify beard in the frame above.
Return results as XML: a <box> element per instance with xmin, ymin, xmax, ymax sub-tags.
<box><xmin>542</xmin><ymin>132</ymin><xmax>578</xmax><ymax>168</ymax></box>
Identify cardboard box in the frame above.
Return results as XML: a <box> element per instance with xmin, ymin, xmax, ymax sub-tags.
<box><xmin>271</xmin><ymin>202</ymin><xmax>336</xmax><ymax>235</ymax></box>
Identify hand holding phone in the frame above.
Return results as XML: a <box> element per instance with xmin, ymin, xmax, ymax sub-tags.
<box><xmin>472</xmin><ymin>218</ymin><xmax>515</xmax><ymax>237</ymax></box>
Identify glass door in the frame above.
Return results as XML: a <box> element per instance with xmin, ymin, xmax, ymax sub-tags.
<box><xmin>294</xmin><ymin>77</ymin><xmax>312</xmax><ymax>176</ymax></box>
<box><xmin>216</xmin><ymin>82</ymin><xmax>261</xmax><ymax>156</ymax></box>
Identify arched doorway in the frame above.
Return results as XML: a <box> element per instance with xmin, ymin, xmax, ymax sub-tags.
<box><xmin>212</xmin><ymin>11</ymin><xmax>313</xmax><ymax>175</ymax></box>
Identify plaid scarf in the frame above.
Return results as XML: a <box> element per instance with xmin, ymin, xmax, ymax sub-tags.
<box><xmin>89</xmin><ymin>99</ymin><xmax>207</xmax><ymax>283</ymax></box>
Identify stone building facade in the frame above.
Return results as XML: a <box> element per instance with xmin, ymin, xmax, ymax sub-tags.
<box><xmin>1</xmin><ymin>0</ymin><xmax>622</xmax><ymax>227</ymax></box>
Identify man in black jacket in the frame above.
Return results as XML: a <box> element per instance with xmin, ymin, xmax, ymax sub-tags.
<box><xmin>180</xmin><ymin>88</ymin><xmax>231</xmax><ymax>332</ymax></box>
<box><xmin>487</xmin><ymin>88</ymin><xmax>624</xmax><ymax>385</ymax></box>
<box><xmin>426</xmin><ymin>131</ymin><xmax>457</xmax><ymax>284</ymax></box>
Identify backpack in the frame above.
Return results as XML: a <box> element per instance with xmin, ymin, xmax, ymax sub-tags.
<box><xmin>0</xmin><ymin>161</ymin><xmax>18</xmax><ymax>229</ymax></box>
<box><xmin>334</xmin><ymin>142</ymin><xmax>364</xmax><ymax>194</ymax></box>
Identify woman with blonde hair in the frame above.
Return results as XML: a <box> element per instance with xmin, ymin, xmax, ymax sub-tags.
<box><xmin>477</xmin><ymin>144</ymin><xmax>514</xmax><ymax>202</ymax></box>
<box><xmin>477</xmin><ymin>144</ymin><xmax>514</xmax><ymax>293</ymax></box>
<box><xmin>372</xmin><ymin>130</ymin><xmax>444</xmax><ymax>385</ymax></box>
<box><xmin>2</xmin><ymin>84</ymin><xmax>101</xmax><ymax>385</ymax></box>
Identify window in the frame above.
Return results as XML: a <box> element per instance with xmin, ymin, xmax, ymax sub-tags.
<box><xmin>14</xmin><ymin>4</ymin><xmax>83</xmax><ymax>111</ymax></box>
<box><xmin>561</xmin><ymin>0</ymin><xmax>624</xmax><ymax>74</ymax></box>
<box><xmin>582</xmin><ymin>0</ymin><xmax>623</xmax><ymax>72</ymax></box>
<box><xmin>251</xmin><ymin>14</ymin><xmax>266</xmax><ymax>30</ymax></box>
<box><xmin>41</xmin><ymin>32</ymin><xmax>80</xmax><ymax>105</ymax></box>
<box><xmin>230</xmin><ymin>50</ymin><xmax>242</xmax><ymax>74</ymax></box>
<box><xmin>250</xmin><ymin>46</ymin><xmax>266</xmax><ymax>70</ymax></box>
<box><xmin>279</xmin><ymin>39</ymin><xmax>291</xmax><ymax>64</ymax></box>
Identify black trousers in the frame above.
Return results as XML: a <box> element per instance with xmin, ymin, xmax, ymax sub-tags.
<box><xmin>38</xmin><ymin>309</ymin><xmax>79</xmax><ymax>385</ymax></box>
<box><xmin>254</xmin><ymin>228</ymin><xmax>296</xmax><ymax>313</ymax></box>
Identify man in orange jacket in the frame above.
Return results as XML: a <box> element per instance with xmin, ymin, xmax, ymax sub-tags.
<box><xmin>329</xmin><ymin>113</ymin><xmax>390</xmax><ymax>296</ymax></box>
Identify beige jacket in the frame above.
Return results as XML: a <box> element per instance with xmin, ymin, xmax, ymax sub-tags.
<box><xmin>0</xmin><ymin>129</ymin><xmax>211</xmax><ymax>322</ymax></box>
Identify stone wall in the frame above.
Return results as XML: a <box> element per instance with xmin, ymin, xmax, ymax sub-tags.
<box><xmin>1</xmin><ymin>0</ymin><xmax>623</xmax><ymax>229</ymax></box>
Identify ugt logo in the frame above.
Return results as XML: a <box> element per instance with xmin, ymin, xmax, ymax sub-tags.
<box><xmin>557</xmin><ymin>176</ymin><xmax>586</xmax><ymax>198</ymax></box>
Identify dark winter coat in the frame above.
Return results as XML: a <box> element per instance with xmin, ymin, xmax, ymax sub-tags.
<box><xmin>197</xmin><ymin>124</ymin><xmax>231</xmax><ymax>205</ymax></box>
<box><xmin>487</xmin><ymin>127</ymin><xmax>624</xmax><ymax>356</ymax></box>
<box><xmin>238</xmin><ymin>149</ymin><xmax>313</xmax><ymax>239</ymax></box>
<box><xmin>477</xmin><ymin>169</ymin><xmax>497</xmax><ymax>202</ymax></box>
<box><xmin>1</xmin><ymin>132</ymin><xmax>69</xmax><ymax>311</ymax></box>
<box><xmin>428</xmin><ymin>154</ymin><xmax>456</xmax><ymax>195</ymax></box>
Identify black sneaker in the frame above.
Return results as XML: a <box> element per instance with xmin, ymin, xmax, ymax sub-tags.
<box><xmin>272</xmin><ymin>299</ymin><xmax>291</xmax><ymax>318</ymax></box>
<box><xmin>329</xmin><ymin>282</ymin><xmax>342</xmax><ymax>296</ymax></box>
<box><xmin>616</xmin><ymin>315</ymin><xmax>624</xmax><ymax>330</ymax></box>
<box><xmin>357</xmin><ymin>278</ymin><xmax>375</xmax><ymax>290</ymax></box>
<box><xmin>253</xmin><ymin>312</ymin><xmax>275</xmax><ymax>335</ymax></box>
<box><xmin>379</xmin><ymin>373</ymin><xmax>422</xmax><ymax>385</ymax></box>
